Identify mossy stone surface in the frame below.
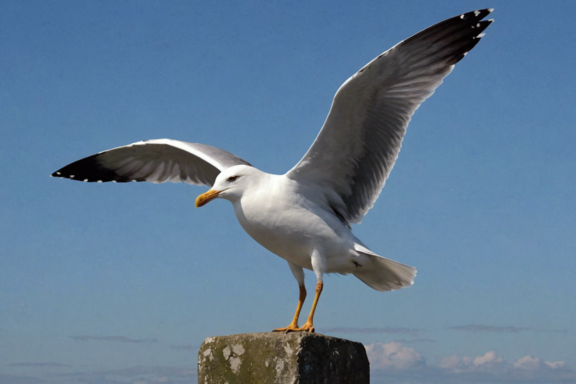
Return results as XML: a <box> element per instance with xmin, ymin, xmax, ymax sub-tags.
<box><xmin>197</xmin><ymin>332</ymin><xmax>369</xmax><ymax>384</ymax></box>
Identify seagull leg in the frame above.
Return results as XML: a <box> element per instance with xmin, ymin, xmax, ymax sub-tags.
<box><xmin>273</xmin><ymin>284</ymin><xmax>307</xmax><ymax>332</ymax></box>
<box><xmin>295</xmin><ymin>280</ymin><xmax>323</xmax><ymax>333</ymax></box>
<box><xmin>288</xmin><ymin>250</ymin><xmax>324</xmax><ymax>333</ymax></box>
<box><xmin>274</xmin><ymin>262</ymin><xmax>307</xmax><ymax>332</ymax></box>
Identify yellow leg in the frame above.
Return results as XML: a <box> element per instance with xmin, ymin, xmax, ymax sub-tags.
<box><xmin>296</xmin><ymin>281</ymin><xmax>323</xmax><ymax>333</ymax></box>
<box><xmin>273</xmin><ymin>285</ymin><xmax>307</xmax><ymax>332</ymax></box>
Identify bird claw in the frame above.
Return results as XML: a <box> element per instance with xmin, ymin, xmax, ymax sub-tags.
<box><xmin>296</xmin><ymin>322</ymin><xmax>315</xmax><ymax>333</ymax></box>
<box><xmin>272</xmin><ymin>322</ymin><xmax>315</xmax><ymax>333</ymax></box>
<box><xmin>272</xmin><ymin>324</ymin><xmax>299</xmax><ymax>333</ymax></box>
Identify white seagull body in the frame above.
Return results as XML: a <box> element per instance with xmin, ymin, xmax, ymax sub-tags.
<box><xmin>222</xmin><ymin>167</ymin><xmax>408</xmax><ymax>288</ymax></box>
<box><xmin>52</xmin><ymin>10</ymin><xmax>493</xmax><ymax>332</ymax></box>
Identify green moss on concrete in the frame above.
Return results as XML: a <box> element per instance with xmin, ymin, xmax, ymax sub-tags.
<box><xmin>198</xmin><ymin>332</ymin><xmax>369</xmax><ymax>384</ymax></box>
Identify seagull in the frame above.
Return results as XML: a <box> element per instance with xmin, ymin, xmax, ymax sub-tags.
<box><xmin>52</xmin><ymin>10</ymin><xmax>493</xmax><ymax>332</ymax></box>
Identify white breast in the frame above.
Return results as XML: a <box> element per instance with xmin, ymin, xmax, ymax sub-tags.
<box><xmin>232</xmin><ymin>174</ymin><xmax>357</xmax><ymax>272</ymax></box>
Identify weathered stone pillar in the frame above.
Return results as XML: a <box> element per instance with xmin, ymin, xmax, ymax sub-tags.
<box><xmin>197</xmin><ymin>332</ymin><xmax>369</xmax><ymax>384</ymax></box>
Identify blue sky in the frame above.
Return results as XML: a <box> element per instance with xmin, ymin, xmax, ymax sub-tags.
<box><xmin>1</xmin><ymin>1</ymin><xmax>575</xmax><ymax>383</ymax></box>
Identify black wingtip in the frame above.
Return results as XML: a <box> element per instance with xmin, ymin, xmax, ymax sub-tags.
<box><xmin>403</xmin><ymin>7</ymin><xmax>495</xmax><ymax>65</ymax></box>
<box><xmin>459</xmin><ymin>9</ymin><xmax>493</xmax><ymax>21</ymax></box>
<box><xmin>51</xmin><ymin>153</ymin><xmax>135</xmax><ymax>183</ymax></box>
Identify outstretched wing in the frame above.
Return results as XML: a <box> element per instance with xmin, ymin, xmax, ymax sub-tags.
<box><xmin>287</xmin><ymin>9</ymin><xmax>493</xmax><ymax>224</ymax></box>
<box><xmin>51</xmin><ymin>139</ymin><xmax>251</xmax><ymax>187</ymax></box>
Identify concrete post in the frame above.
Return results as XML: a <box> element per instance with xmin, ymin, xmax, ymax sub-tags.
<box><xmin>198</xmin><ymin>332</ymin><xmax>369</xmax><ymax>384</ymax></box>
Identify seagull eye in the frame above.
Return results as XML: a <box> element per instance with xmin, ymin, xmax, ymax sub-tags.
<box><xmin>227</xmin><ymin>176</ymin><xmax>238</xmax><ymax>182</ymax></box>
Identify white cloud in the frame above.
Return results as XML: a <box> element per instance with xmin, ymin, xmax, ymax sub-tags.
<box><xmin>438</xmin><ymin>351</ymin><xmax>509</xmax><ymax>377</ymax></box>
<box><xmin>364</xmin><ymin>341</ymin><xmax>426</xmax><ymax>370</ymax></box>
<box><xmin>367</xmin><ymin>342</ymin><xmax>575</xmax><ymax>383</ymax></box>
<box><xmin>509</xmin><ymin>355</ymin><xmax>566</xmax><ymax>372</ymax></box>
<box><xmin>513</xmin><ymin>355</ymin><xmax>541</xmax><ymax>370</ymax></box>
<box><xmin>439</xmin><ymin>350</ymin><xmax>569</xmax><ymax>375</ymax></box>
<box><xmin>546</xmin><ymin>360</ymin><xmax>566</xmax><ymax>369</ymax></box>
<box><xmin>439</xmin><ymin>355</ymin><xmax>472</xmax><ymax>371</ymax></box>
<box><xmin>473</xmin><ymin>351</ymin><xmax>504</xmax><ymax>366</ymax></box>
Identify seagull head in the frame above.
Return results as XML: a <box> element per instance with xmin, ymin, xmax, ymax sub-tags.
<box><xmin>195</xmin><ymin>165</ymin><xmax>261</xmax><ymax>207</ymax></box>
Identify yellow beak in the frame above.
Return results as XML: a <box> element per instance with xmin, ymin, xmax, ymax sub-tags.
<box><xmin>195</xmin><ymin>189</ymin><xmax>222</xmax><ymax>208</ymax></box>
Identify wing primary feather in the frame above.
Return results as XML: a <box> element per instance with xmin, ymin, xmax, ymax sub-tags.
<box><xmin>286</xmin><ymin>9</ymin><xmax>494</xmax><ymax>224</ymax></box>
<box><xmin>52</xmin><ymin>139</ymin><xmax>251</xmax><ymax>187</ymax></box>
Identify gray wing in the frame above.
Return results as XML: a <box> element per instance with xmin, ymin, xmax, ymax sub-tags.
<box><xmin>286</xmin><ymin>9</ymin><xmax>493</xmax><ymax>224</ymax></box>
<box><xmin>51</xmin><ymin>139</ymin><xmax>251</xmax><ymax>187</ymax></box>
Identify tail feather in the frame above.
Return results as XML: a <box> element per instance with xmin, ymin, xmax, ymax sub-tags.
<box><xmin>353</xmin><ymin>244</ymin><xmax>416</xmax><ymax>292</ymax></box>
